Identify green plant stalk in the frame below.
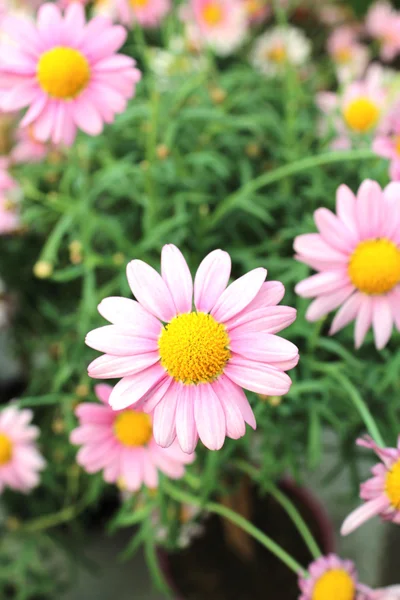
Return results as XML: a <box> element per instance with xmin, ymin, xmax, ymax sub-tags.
<box><xmin>38</xmin><ymin>213</ymin><xmax>75</xmax><ymax>265</ymax></box>
<box><xmin>20</xmin><ymin>501</ymin><xmax>86</xmax><ymax>534</ymax></box>
<box><xmin>208</xmin><ymin>148</ymin><xmax>376</xmax><ymax>229</ymax></box>
<box><xmin>164</xmin><ymin>481</ymin><xmax>307</xmax><ymax>577</ymax></box>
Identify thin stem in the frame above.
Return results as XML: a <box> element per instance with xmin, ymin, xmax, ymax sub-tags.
<box><xmin>334</xmin><ymin>372</ymin><xmax>386</xmax><ymax>448</ymax></box>
<box><xmin>208</xmin><ymin>148</ymin><xmax>376</xmax><ymax>229</ymax></box>
<box><xmin>21</xmin><ymin>502</ymin><xmax>86</xmax><ymax>534</ymax></box>
<box><xmin>164</xmin><ymin>481</ymin><xmax>307</xmax><ymax>577</ymax></box>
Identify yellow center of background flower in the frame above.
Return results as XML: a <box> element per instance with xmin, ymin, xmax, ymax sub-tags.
<box><xmin>335</xmin><ymin>47</ymin><xmax>352</xmax><ymax>64</ymax></box>
<box><xmin>385</xmin><ymin>460</ymin><xmax>400</xmax><ymax>509</ymax></box>
<box><xmin>394</xmin><ymin>135</ymin><xmax>400</xmax><ymax>156</ymax></box>
<box><xmin>348</xmin><ymin>238</ymin><xmax>400</xmax><ymax>295</ymax></box>
<box><xmin>343</xmin><ymin>97</ymin><xmax>380</xmax><ymax>133</ymax></box>
<box><xmin>114</xmin><ymin>411</ymin><xmax>152</xmax><ymax>447</ymax></box>
<box><xmin>158</xmin><ymin>312</ymin><xmax>230</xmax><ymax>384</ymax></box>
<box><xmin>202</xmin><ymin>2</ymin><xmax>223</xmax><ymax>25</ymax></box>
<box><xmin>130</xmin><ymin>0</ymin><xmax>149</xmax><ymax>7</ymax></box>
<box><xmin>37</xmin><ymin>47</ymin><xmax>90</xmax><ymax>99</ymax></box>
<box><xmin>312</xmin><ymin>569</ymin><xmax>355</xmax><ymax>600</ymax></box>
<box><xmin>0</xmin><ymin>433</ymin><xmax>12</xmax><ymax>465</ymax></box>
<box><xmin>266</xmin><ymin>45</ymin><xmax>287</xmax><ymax>63</ymax></box>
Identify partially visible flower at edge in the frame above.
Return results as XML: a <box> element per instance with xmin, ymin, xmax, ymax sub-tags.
<box><xmin>365</xmin><ymin>1</ymin><xmax>400</xmax><ymax>62</ymax></box>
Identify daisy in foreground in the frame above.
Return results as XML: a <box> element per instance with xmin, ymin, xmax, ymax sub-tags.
<box><xmin>295</xmin><ymin>180</ymin><xmax>400</xmax><ymax>349</ymax></box>
<box><xmin>86</xmin><ymin>245</ymin><xmax>298</xmax><ymax>453</ymax></box>
<box><xmin>341</xmin><ymin>436</ymin><xmax>400</xmax><ymax>536</ymax></box>
<box><xmin>0</xmin><ymin>406</ymin><xmax>45</xmax><ymax>493</ymax></box>
<box><xmin>70</xmin><ymin>384</ymin><xmax>195</xmax><ymax>491</ymax></box>
<box><xmin>0</xmin><ymin>3</ymin><xmax>141</xmax><ymax>145</ymax></box>
<box><xmin>298</xmin><ymin>554</ymin><xmax>371</xmax><ymax>600</ymax></box>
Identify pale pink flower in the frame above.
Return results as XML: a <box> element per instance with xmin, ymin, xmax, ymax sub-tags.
<box><xmin>0</xmin><ymin>3</ymin><xmax>141</xmax><ymax>146</ymax></box>
<box><xmin>0</xmin><ymin>406</ymin><xmax>45</xmax><ymax>493</ymax></box>
<box><xmin>342</xmin><ymin>436</ymin><xmax>400</xmax><ymax>535</ymax></box>
<box><xmin>299</xmin><ymin>554</ymin><xmax>371</xmax><ymax>600</ymax></box>
<box><xmin>11</xmin><ymin>126</ymin><xmax>48</xmax><ymax>164</ymax></box>
<box><xmin>318</xmin><ymin>4</ymin><xmax>355</xmax><ymax>26</ymax></box>
<box><xmin>86</xmin><ymin>244</ymin><xmax>298</xmax><ymax>453</ymax></box>
<box><xmin>115</xmin><ymin>0</ymin><xmax>171</xmax><ymax>28</ymax></box>
<box><xmin>243</xmin><ymin>0</ymin><xmax>271</xmax><ymax>24</ymax></box>
<box><xmin>295</xmin><ymin>180</ymin><xmax>400</xmax><ymax>350</ymax></box>
<box><xmin>182</xmin><ymin>0</ymin><xmax>248</xmax><ymax>56</ymax></box>
<box><xmin>58</xmin><ymin>0</ymin><xmax>90</xmax><ymax>9</ymax></box>
<box><xmin>373</xmin><ymin>101</ymin><xmax>400</xmax><ymax>181</ymax></box>
<box><xmin>327</xmin><ymin>26</ymin><xmax>369</xmax><ymax>83</ymax></box>
<box><xmin>372</xmin><ymin>587</ymin><xmax>400</xmax><ymax>600</ymax></box>
<box><xmin>0</xmin><ymin>158</ymin><xmax>19</xmax><ymax>234</ymax></box>
<box><xmin>70</xmin><ymin>384</ymin><xmax>195</xmax><ymax>491</ymax></box>
<box><xmin>366</xmin><ymin>1</ymin><xmax>400</xmax><ymax>61</ymax></box>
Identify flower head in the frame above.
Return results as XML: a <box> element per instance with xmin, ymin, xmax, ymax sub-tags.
<box><xmin>86</xmin><ymin>244</ymin><xmax>298</xmax><ymax>453</ymax></box>
<box><xmin>373</xmin><ymin>100</ymin><xmax>400</xmax><ymax>181</ymax></box>
<box><xmin>11</xmin><ymin>126</ymin><xmax>48</xmax><ymax>164</ymax></box>
<box><xmin>182</xmin><ymin>0</ymin><xmax>248</xmax><ymax>56</ymax></box>
<box><xmin>115</xmin><ymin>0</ymin><xmax>171</xmax><ymax>28</ymax></box>
<box><xmin>251</xmin><ymin>26</ymin><xmax>311</xmax><ymax>77</ymax></box>
<box><xmin>295</xmin><ymin>180</ymin><xmax>400</xmax><ymax>350</ymax></box>
<box><xmin>299</xmin><ymin>554</ymin><xmax>370</xmax><ymax>600</ymax></box>
<box><xmin>366</xmin><ymin>1</ymin><xmax>400</xmax><ymax>61</ymax></box>
<box><xmin>243</xmin><ymin>0</ymin><xmax>271</xmax><ymax>24</ymax></box>
<box><xmin>0</xmin><ymin>406</ymin><xmax>45</xmax><ymax>493</ymax></box>
<box><xmin>0</xmin><ymin>3</ymin><xmax>141</xmax><ymax>146</ymax></box>
<box><xmin>70</xmin><ymin>384</ymin><xmax>195</xmax><ymax>491</ymax></box>
<box><xmin>327</xmin><ymin>26</ymin><xmax>369</xmax><ymax>83</ymax></box>
<box><xmin>341</xmin><ymin>436</ymin><xmax>400</xmax><ymax>535</ymax></box>
<box><xmin>0</xmin><ymin>159</ymin><xmax>19</xmax><ymax>234</ymax></box>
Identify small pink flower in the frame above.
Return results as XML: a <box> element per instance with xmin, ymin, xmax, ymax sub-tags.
<box><xmin>86</xmin><ymin>244</ymin><xmax>298</xmax><ymax>453</ymax></box>
<box><xmin>0</xmin><ymin>159</ymin><xmax>19</xmax><ymax>234</ymax></box>
<box><xmin>295</xmin><ymin>180</ymin><xmax>400</xmax><ymax>350</ymax></box>
<box><xmin>0</xmin><ymin>406</ymin><xmax>45</xmax><ymax>493</ymax></box>
<box><xmin>299</xmin><ymin>554</ymin><xmax>370</xmax><ymax>600</ymax></box>
<box><xmin>70</xmin><ymin>384</ymin><xmax>195</xmax><ymax>491</ymax></box>
<box><xmin>182</xmin><ymin>0</ymin><xmax>248</xmax><ymax>56</ymax></box>
<box><xmin>327</xmin><ymin>26</ymin><xmax>369</xmax><ymax>83</ymax></box>
<box><xmin>373</xmin><ymin>101</ymin><xmax>400</xmax><ymax>181</ymax></box>
<box><xmin>115</xmin><ymin>0</ymin><xmax>171</xmax><ymax>28</ymax></box>
<box><xmin>0</xmin><ymin>3</ymin><xmax>141</xmax><ymax>146</ymax></box>
<box><xmin>341</xmin><ymin>436</ymin><xmax>400</xmax><ymax>536</ymax></box>
<box><xmin>11</xmin><ymin>126</ymin><xmax>48</xmax><ymax>164</ymax></box>
<box><xmin>366</xmin><ymin>1</ymin><xmax>400</xmax><ymax>61</ymax></box>
<box><xmin>243</xmin><ymin>0</ymin><xmax>271</xmax><ymax>24</ymax></box>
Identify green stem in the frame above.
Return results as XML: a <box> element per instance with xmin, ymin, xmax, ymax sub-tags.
<box><xmin>21</xmin><ymin>501</ymin><xmax>86</xmax><ymax>534</ymax></box>
<box><xmin>208</xmin><ymin>149</ymin><xmax>376</xmax><ymax>229</ymax></box>
<box><xmin>164</xmin><ymin>481</ymin><xmax>307</xmax><ymax>577</ymax></box>
<box><xmin>334</xmin><ymin>372</ymin><xmax>386</xmax><ymax>448</ymax></box>
<box><xmin>38</xmin><ymin>213</ymin><xmax>75</xmax><ymax>265</ymax></box>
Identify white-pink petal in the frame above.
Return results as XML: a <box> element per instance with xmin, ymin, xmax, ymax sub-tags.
<box><xmin>175</xmin><ymin>384</ymin><xmax>198</xmax><ymax>454</ymax></box>
<box><xmin>356</xmin><ymin>179</ymin><xmax>383</xmax><ymax>240</ymax></box>
<box><xmin>194</xmin><ymin>249</ymin><xmax>231</xmax><ymax>313</ymax></box>
<box><xmin>109</xmin><ymin>363</ymin><xmax>167</xmax><ymax>410</ymax></box>
<box><xmin>355</xmin><ymin>295</ymin><xmax>373</xmax><ymax>348</ymax></box>
<box><xmin>330</xmin><ymin>292</ymin><xmax>363</xmax><ymax>335</ymax></box>
<box><xmin>85</xmin><ymin>325</ymin><xmax>157</xmax><ymax>355</ymax></box>
<box><xmin>229</xmin><ymin>332</ymin><xmax>298</xmax><ymax>364</ymax></box>
<box><xmin>97</xmin><ymin>297</ymin><xmax>162</xmax><ymax>339</ymax></box>
<box><xmin>88</xmin><ymin>352</ymin><xmax>160</xmax><ymax>378</ymax></box>
<box><xmin>372</xmin><ymin>296</ymin><xmax>393</xmax><ymax>350</ymax></box>
<box><xmin>341</xmin><ymin>495</ymin><xmax>390</xmax><ymax>535</ymax></box>
<box><xmin>336</xmin><ymin>184</ymin><xmax>358</xmax><ymax>236</ymax></box>
<box><xmin>225</xmin><ymin>356</ymin><xmax>292</xmax><ymax>396</ymax></box>
<box><xmin>194</xmin><ymin>384</ymin><xmax>226</xmax><ymax>451</ymax></box>
<box><xmin>212</xmin><ymin>268</ymin><xmax>267</xmax><ymax>323</ymax></box>
<box><xmin>305</xmin><ymin>285</ymin><xmax>354</xmax><ymax>322</ymax></box>
<box><xmin>314</xmin><ymin>207</ymin><xmax>357</xmax><ymax>253</ymax></box>
<box><xmin>295</xmin><ymin>270</ymin><xmax>349</xmax><ymax>298</ymax></box>
<box><xmin>127</xmin><ymin>259</ymin><xmax>176</xmax><ymax>322</ymax></box>
<box><xmin>153</xmin><ymin>383</ymin><xmax>178</xmax><ymax>448</ymax></box>
<box><xmin>161</xmin><ymin>244</ymin><xmax>193</xmax><ymax>314</ymax></box>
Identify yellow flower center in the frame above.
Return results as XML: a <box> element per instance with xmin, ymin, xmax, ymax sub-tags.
<box><xmin>114</xmin><ymin>411</ymin><xmax>153</xmax><ymax>447</ymax></box>
<box><xmin>343</xmin><ymin>97</ymin><xmax>380</xmax><ymax>133</ymax></box>
<box><xmin>0</xmin><ymin>433</ymin><xmax>13</xmax><ymax>466</ymax></box>
<box><xmin>245</xmin><ymin>0</ymin><xmax>265</xmax><ymax>16</ymax></box>
<box><xmin>334</xmin><ymin>47</ymin><xmax>352</xmax><ymax>64</ymax></box>
<box><xmin>312</xmin><ymin>569</ymin><xmax>355</xmax><ymax>600</ymax></box>
<box><xmin>37</xmin><ymin>47</ymin><xmax>90</xmax><ymax>100</ymax></box>
<box><xmin>202</xmin><ymin>2</ymin><xmax>223</xmax><ymax>25</ymax></box>
<box><xmin>130</xmin><ymin>0</ymin><xmax>149</xmax><ymax>6</ymax></box>
<box><xmin>394</xmin><ymin>135</ymin><xmax>400</xmax><ymax>156</ymax></box>
<box><xmin>348</xmin><ymin>238</ymin><xmax>400</xmax><ymax>295</ymax></box>
<box><xmin>266</xmin><ymin>45</ymin><xmax>287</xmax><ymax>63</ymax></box>
<box><xmin>158</xmin><ymin>312</ymin><xmax>231</xmax><ymax>385</ymax></box>
<box><xmin>385</xmin><ymin>459</ymin><xmax>400</xmax><ymax>510</ymax></box>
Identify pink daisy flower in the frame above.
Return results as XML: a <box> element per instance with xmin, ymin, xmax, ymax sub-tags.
<box><xmin>0</xmin><ymin>406</ymin><xmax>45</xmax><ymax>493</ymax></box>
<box><xmin>294</xmin><ymin>180</ymin><xmax>400</xmax><ymax>350</ymax></box>
<box><xmin>70</xmin><ymin>384</ymin><xmax>195</xmax><ymax>491</ymax></box>
<box><xmin>366</xmin><ymin>1</ymin><xmax>400</xmax><ymax>62</ymax></box>
<box><xmin>182</xmin><ymin>0</ymin><xmax>248</xmax><ymax>56</ymax></box>
<box><xmin>85</xmin><ymin>244</ymin><xmax>298</xmax><ymax>453</ymax></box>
<box><xmin>373</xmin><ymin>101</ymin><xmax>400</xmax><ymax>181</ymax></box>
<box><xmin>11</xmin><ymin>126</ymin><xmax>48</xmax><ymax>164</ymax></box>
<box><xmin>341</xmin><ymin>436</ymin><xmax>400</xmax><ymax>536</ymax></box>
<box><xmin>114</xmin><ymin>0</ymin><xmax>171</xmax><ymax>28</ymax></box>
<box><xmin>0</xmin><ymin>3</ymin><xmax>141</xmax><ymax>146</ymax></box>
<box><xmin>298</xmin><ymin>554</ymin><xmax>371</xmax><ymax>600</ymax></box>
<box><xmin>0</xmin><ymin>158</ymin><xmax>20</xmax><ymax>234</ymax></box>
<box><xmin>327</xmin><ymin>26</ymin><xmax>369</xmax><ymax>83</ymax></box>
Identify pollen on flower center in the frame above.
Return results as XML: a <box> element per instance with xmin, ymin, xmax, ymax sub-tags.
<box><xmin>158</xmin><ymin>312</ymin><xmax>231</xmax><ymax>385</ymax></box>
<box><xmin>0</xmin><ymin>433</ymin><xmax>12</xmax><ymax>465</ymax></box>
<box><xmin>385</xmin><ymin>459</ymin><xmax>400</xmax><ymax>510</ymax></box>
<box><xmin>312</xmin><ymin>569</ymin><xmax>355</xmax><ymax>600</ymax></box>
<box><xmin>130</xmin><ymin>0</ymin><xmax>149</xmax><ymax>6</ymax></box>
<box><xmin>348</xmin><ymin>238</ymin><xmax>400</xmax><ymax>295</ymax></box>
<box><xmin>114</xmin><ymin>411</ymin><xmax>152</xmax><ymax>447</ymax></box>
<box><xmin>394</xmin><ymin>135</ymin><xmax>400</xmax><ymax>156</ymax></box>
<box><xmin>266</xmin><ymin>45</ymin><xmax>287</xmax><ymax>63</ymax></box>
<box><xmin>335</xmin><ymin>47</ymin><xmax>352</xmax><ymax>64</ymax></box>
<box><xmin>202</xmin><ymin>2</ymin><xmax>223</xmax><ymax>25</ymax></box>
<box><xmin>343</xmin><ymin>97</ymin><xmax>380</xmax><ymax>133</ymax></box>
<box><xmin>37</xmin><ymin>47</ymin><xmax>90</xmax><ymax>99</ymax></box>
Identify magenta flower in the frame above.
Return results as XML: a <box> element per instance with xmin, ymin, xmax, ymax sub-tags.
<box><xmin>341</xmin><ymin>436</ymin><xmax>400</xmax><ymax>536</ymax></box>
<box><xmin>0</xmin><ymin>3</ymin><xmax>141</xmax><ymax>146</ymax></box>
<box><xmin>70</xmin><ymin>384</ymin><xmax>195</xmax><ymax>491</ymax></box>
<box><xmin>86</xmin><ymin>245</ymin><xmax>298</xmax><ymax>453</ymax></box>
<box><xmin>115</xmin><ymin>0</ymin><xmax>171</xmax><ymax>28</ymax></box>
<box><xmin>295</xmin><ymin>180</ymin><xmax>400</xmax><ymax>350</ymax></box>
<box><xmin>366</xmin><ymin>1</ymin><xmax>400</xmax><ymax>61</ymax></box>
<box><xmin>299</xmin><ymin>554</ymin><xmax>371</xmax><ymax>600</ymax></box>
<box><xmin>373</xmin><ymin>101</ymin><xmax>400</xmax><ymax>181</ymax></box>
<box><xmin>0</xmin><ymin>406</ymin><xmax>45</xmax><ymax>494</ymax></box>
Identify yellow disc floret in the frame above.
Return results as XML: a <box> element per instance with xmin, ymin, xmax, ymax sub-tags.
<box><xmin>348</xmin><ymin>238</ymin><xmax>400</xmax><ymax>295</ymax></box>
<box><xmin>37</xmin><ymin>47</ymin><xmax>90</xmax><ymax>99</ymax></box>
<box><xmin>343</xmin><ymin>97</ymin><xmax>380</xmax><ymax>133</ymax></box>
<box><xmin>158</xmin><ymin>312</ymin><xmax>230</xmax><ymax>384</ymax></box>
<box><xmin>385</xmin><ymin>459</ymin><xmax>400</xmax><ymax>510</ymax></box>
<box><xmin>130</xmin><ymin>0</ymin><xmax>149</xmax><ymax>6</ymax></box>
<box><xmin>0</xmin><ymin>433</ymin><xmax>12</xmax><ymax>466</ymax></box>
<box><xmin>202</xmin><ymin>2</ymin><xmax>223</xmax><ymax>25</ymax></box>
<box><xmin>266</xmin><ymin>45</ymin><xmax>287</xmax><ymax>63</ymax></box>
<box><xmin>334</xmin><ymin>47</ymin><xmax>353</xmax><ymax>64</ymax></box>
<box><xmin>114</xmin><ymin>411</ymin><xmax>153</xmax><ymax>447</ymax></box>
<box><xmin>312</xmin><ymin>569</ymin><xmax>355</xmax><ymax>600</ymax></box>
